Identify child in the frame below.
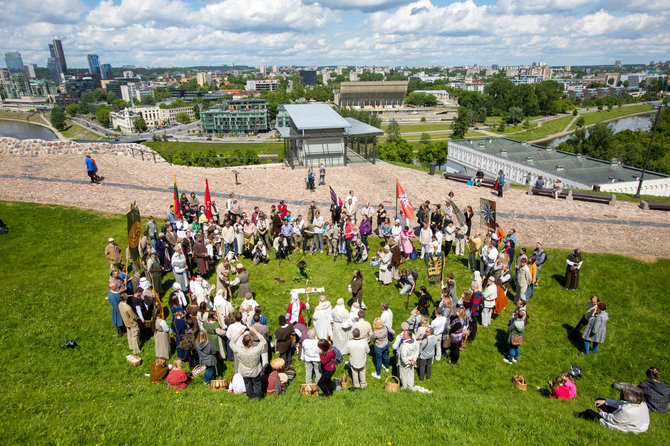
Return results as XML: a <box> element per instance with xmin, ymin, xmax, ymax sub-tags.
<box><xmin>165</xmin><ymin>359</ymin><xmax>192</xmax><ymax>389</ymax></box>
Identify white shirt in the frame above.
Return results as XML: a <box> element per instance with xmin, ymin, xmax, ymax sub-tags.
<box><xmin>483</xmin><ymin>283</ymin><xmax>498</xmax><ymax>308</ymax></box>
<box><xmin>430</xmin><ymin>316</ymin><xmax>448</xmax><ymax>336</ymax></box>
<box><xmin>381</xmin><ymin>309</ymin><xmax>393</xmax><ymax>330</ymax></box>
<box><xmin>312</xmin><ymin>216</ymin><xmax>324</xmax><ymax>233</ymax></box>
<box><xmin>301</xmin><ymin>338</ymin><xmax>321</xmax><ymax>362</ymax></box>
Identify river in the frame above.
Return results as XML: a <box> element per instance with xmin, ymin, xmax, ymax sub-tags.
<box><xmin>544</xmin><ymin>113</ymin><xmax>653</xmax><ymax>147</ymax></box>
<box><xmin>0</xmin><ymin>119</ymin><xmax>57</xmax><ymax>141</ymax></box>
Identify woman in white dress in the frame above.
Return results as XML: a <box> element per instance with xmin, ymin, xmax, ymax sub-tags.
<box><xmin>330</xmin><ymin>298</ymin><xmax>350</xmax><ymax>351</ymax></box>
<box><xmin>171</xmin><ymin>246</ymin><xmax>189</xmax><ymax>292</ymax></box>
<box><xmin>378</xmin><ymin>245</ymin><xmax>393</xmax><ymax>285</ymax></box>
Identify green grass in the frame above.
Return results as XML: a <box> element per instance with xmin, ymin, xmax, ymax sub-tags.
<box><xmin>0</xmin><ymin>111</ymin><xmax>33</xmax><ymax>121</ymax></box>
<box><xmin>509</xmin><ymin>183</ymin><xmax>670</xmax><ymax>204</ymax></box>
<box><xmin>60</xmin><ymin>119</ymin><xmax>103</xmax><ymax>140</ymax></box>
<box><xmin>382</xmin><ymin>123</ymin><xmax>452</xmax><ymax>133</ymax></box>
<box><xmin>144</xmin><ymin>141</ymin><xmax>283</xmax><ymax>157</ymax></box>
<box><xmin>1</xmin><ymin>201</ymin><xmax>669</xmax><ymax>444</ymax></box>
<box><xmin>489</xmin><ymin>123</ymin><xmax>539</xmax><ymax>134</ymax></box>
<box><xmin>570</xmin><ymin>104</ymin><xmax>654</xmax><ymax>130</ymax></box>
<box><xmin>511</xmin><ymin>116</ymin><xmax>575</xmax><ymax>141</ymax></box>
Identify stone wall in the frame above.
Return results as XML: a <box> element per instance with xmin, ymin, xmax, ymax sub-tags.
<box><xmin>0</xmin><ymin>137</ymin><xmax>164</xmax><ymax>163</ymax></box>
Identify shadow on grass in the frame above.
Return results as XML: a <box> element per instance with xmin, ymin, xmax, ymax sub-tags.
<box><xmin>562</xmin><ymin>323</ymin><xmax>584</xmax><ymax>352</ymax></box>
<box><xmin>552</xmin><ymin>274</ymin><xmax>565</xmax><ymax>287</ymax></box>
<box><xmin>494</xmin><ymin>328</ymin><xmax>508</xmax><ymax>356</ymax></box>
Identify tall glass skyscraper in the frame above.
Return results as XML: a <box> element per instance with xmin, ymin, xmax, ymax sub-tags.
<box><xmin>51</xmin><ymin>39</ymin><xmax>67</xmax><ymax>74</ymax></box>
<box><xmin>4</xmin><ymin>52</ymin><xmax>25</xmax><ymax>75</ymax></box>
<box><xmin>47</xmin><ymin>57</ymin><xmax>63</xmax><ymax>83</ymax></box>
<box><xmin>87</xmin><ymin>54</ymin><xmax>101</xmax><ymax>76</ymax></box>
<box><xmin>100</xmin><ymin>64</ymin><xmax>113</xmax><ymax>80</ymax></box>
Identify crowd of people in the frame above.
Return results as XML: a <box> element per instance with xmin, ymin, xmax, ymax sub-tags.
<box><xmin>103</xmin><ymin>185</ymin><xmax>667</xmax><ymax>432</ymax></box>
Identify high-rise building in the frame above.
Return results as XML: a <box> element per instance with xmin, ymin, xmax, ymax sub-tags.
<box><xmin>24</xmin><ymin>64</ymin><xmax>37</xmax><ymax>78</ymax></box>
<box><xmin>87</xmin><ymin>54</ymin><xmax>101</xmax><ymax>76</ymax></box>
<box><xmin>299</xmin><ymin>70</ymin><xmax>317</xmax><ymax>86</ymax></box>
<box><xmin>4</xmin><ymin>52</ymin><xmax>25</xmax><ymax>75</ymax></box>
<box><xmin>100</xmin><ymin>64</ymin><xmax>113</xmax><ymax>80</ymax></box>
<box><xmin>51</xmin><ymin>39</ymin><xmax>67</xmax><ymax>74</ymax></box>
<box><xmin>47</xmin><ymin>57</ymin><xmax>63</xmax><ymax>83</ymax></box>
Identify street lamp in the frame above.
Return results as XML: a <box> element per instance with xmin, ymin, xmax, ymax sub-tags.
<box><xmin>635</xmin><ymin>102</ymin><xmax>665</xmax><ymax>198</ymax></box>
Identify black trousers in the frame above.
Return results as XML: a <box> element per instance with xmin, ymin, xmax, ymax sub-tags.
<box><xmin>571</xmin><ymin>316</ymin><xmax>589</xmax><ymax>336</ymax></box>
<box><xmin>450</xmin><ymin>341</ymin><xmax>461</xmax><ymax>364</ymax></box>
<box><xmin>243</xmin><ymin>375</ymin><xmax>263</xmax><ymax>400</ymax></box>
<box><xmin>444</xmin><ymin>241</ymin><xmax>453</xmax><ymax>256</ymax></box>
<box><xmin>318</xmin><ymin>368</ymin><xmax>335</xmax><ymax>396</ymax></box>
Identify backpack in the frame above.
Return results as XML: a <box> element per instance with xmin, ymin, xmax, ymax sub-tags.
<box><xmin>331</xmin><ymin>347</ymin><xmax>344</xmax><ymax>365</ymax></box>
<box><xmin>408</xmin><ymin>268</ymin><xmax>419</xmax><ymax>281</ymax></box>
<box><xmin>570</xmin><ymin>365</ymin><xmax>582</xmax><ymax>379</ymax></box>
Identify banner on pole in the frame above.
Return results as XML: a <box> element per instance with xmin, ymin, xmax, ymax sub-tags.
<box><xmin>426</xmin><ymin>251</ymin><xmax>444</xmax><ymax>285</ymax></box>
<box><xmin>446</xmin><ymin>197</ymin><xmax>466</xmax><ymax>226</ymax></box>
<box><xmin>396</xmin><ymin>179</ymin><xmax>415</xmax><ymax>220</ymax></box>
<box><xmin>127</xmin><ymin>203</ymin><xmax>142</xmax><ymax>270</ymax></box>
<box><xmin>479</xmin><ymin>198</ymin><xmax>496</xmax><ymax>232</ymax></box>
<box><xmin>205</xmin><ymin>179</ymin><xmax>212</xmax><ymax>219</ymax></box>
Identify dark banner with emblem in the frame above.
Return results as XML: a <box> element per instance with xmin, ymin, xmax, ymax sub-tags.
<box><xmin>127</xmin><ymin>204</ymin><xmax>142</xmax><ymax>270</ymax></box>
<box><xmin>426</xmin><ymin>252</ymin><xmax>444</xmax><ymax>285</ymax></box>
<box><xmin>479</xmin><ymin>198</ymin><xmax>496</xmax><ymax>232</ymax></box>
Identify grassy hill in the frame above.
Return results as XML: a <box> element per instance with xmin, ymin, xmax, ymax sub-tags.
<box><xmin>0</xmin><ymin>201</ymin><xmax>668</xmax><ymax>444</ymax></box>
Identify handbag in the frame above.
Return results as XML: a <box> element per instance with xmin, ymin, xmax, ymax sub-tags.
<box><xmin>442</xmin><ymin>335</ymin><xmax>451</xmax><ymax>349</ymax></box>
<box><xmin>510</xmin><ymin>334</ymin><xmax>523</xmax><ymax>346</ymax></box>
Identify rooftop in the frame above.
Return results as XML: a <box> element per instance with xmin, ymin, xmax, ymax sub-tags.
<box><xmin>281</xmin><ymin>104</ymin><xmax>351</xmax><ymax>130</ymax></box>
<box><xmin>451</xmin><ymin>138</ymin><xmax>668</xmax><ymax>186</ymax></box>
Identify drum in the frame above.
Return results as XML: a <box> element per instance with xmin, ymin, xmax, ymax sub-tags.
<box><xmin>209</xmin><ymin>379</ymin><xmax>229</xmax><ymax>391</ymax></box>
<box><xmin>300</xmin><ymin>383</ymin><xmax>319</xmax><ymax>396</ymax></box>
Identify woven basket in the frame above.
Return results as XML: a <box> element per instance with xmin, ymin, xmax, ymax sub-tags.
<box><xmin>385</xmin><ymin>375</ymin><xmax>400</xmax><ymax>393</ymax></box>
<box><xmin>300</xmin><ymin>383</ymin><xmax>319</xmax><ymax>396</ymax></box>
<box><xmin>513</xmin><ymin>375</ymin><xmax>527</xmax><ymax>391</ymax></box>
<box><xmin>209</xmin><ymin>379</ymin><xmax>229</xmax><ymax>391</ymax></box>
<box><xmin>125</xmin><ymin>355</ymin><xmax>142</xmax><ymax>367</ymax></box>
<box><xmin>191</xmin><ymin>365</ymin><xmax>206</xmax><ymax>376</ymax></box>
<box><xmin>340</xmin><ymin>373</ymin><xmax>349</xmax><ymax>389</ymax></box>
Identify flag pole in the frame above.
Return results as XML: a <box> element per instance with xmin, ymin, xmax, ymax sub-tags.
<box><xmin>395</xmin><ymin>178</ymin><xmax>398</xmax><ymax>223</ymax></box>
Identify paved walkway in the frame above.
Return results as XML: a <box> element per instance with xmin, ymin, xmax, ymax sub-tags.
<box><xmin>1</xmin><ymin>153</ymin><xmax>669</xmax><ymax>257</ymax></box>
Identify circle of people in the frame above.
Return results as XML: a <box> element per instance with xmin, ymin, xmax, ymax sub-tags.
<box><xmin>104</xmin><ymin>188</ymin><xmax>668</xmax><ymax>432</ymax></box>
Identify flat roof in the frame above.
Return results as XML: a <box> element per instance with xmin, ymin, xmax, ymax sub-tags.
<box><xmin>343</xmin><ymin>117</ymin><xmax>384</xmax><ymax>136</ymax></box>
<box><xmin>450</xmin><ymin>138</ymin><xmax>668</xmax><ymax>185</ymax></box>
<box><xmin>281</xmin><ymin>104</ymin><xmax>351</xmax><ymax>130</ymax></box>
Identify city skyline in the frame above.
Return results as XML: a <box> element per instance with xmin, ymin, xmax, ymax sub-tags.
<box><xmin>1</xmin><ymin>0</ymin><xmax>669</xmax><ymax>69</ymax></box>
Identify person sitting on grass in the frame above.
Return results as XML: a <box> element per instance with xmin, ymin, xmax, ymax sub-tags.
<box><xmin>149</xmin><ymin>358</ymin><xmax>170</xmax><ymax>384</ymax></box>
<box><xmin>612</xmin><ymin>367</ymin><xmax>670</xmax><ymax>414</ymax></box>
<box><xmin>574</xmin><ymin>386</ymin><xmax>650</xmax><ymax>434</ymax></box>
<box><xmin>536</xmin><ymin>375</ymin><xmax>575</xmax><ymax>399</ymax></box>
<box><xmin>165</xmin><ymin>359</ymin><xmax>191</xmax><ymax>389</ymax></box>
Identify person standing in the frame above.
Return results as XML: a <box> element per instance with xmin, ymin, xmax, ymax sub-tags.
<box><xmin>419</xmin><ymin>222</ymin><xmax>432</xmax><ymax>260</ymax></box>
<box><xmin>171</xmin><ymin>245</ymin><xmax>189</xmax><ymax>292</ymax></box>
<box><xmin>196</xmin><ymin>331</ymin><xmax>218</xmax><ymax>385</ymax></box>
<box><xmin>467</xmin><ymin>232</ymin><xmax>481</xmax><ymax>271</ymax></box>
<box><xmin>583</xmin><ymin>302</ymin><xmax>608</xmax><ymax>355</ymax></box>
<box><xmin>504</xmin><ymin>310</ymin><xmax>525</xmax><ymax>364</ymax></box>
<box><xmin>377</xmin><ymin>245</ymin><xmax>393</xmax><ymax>285</ymax></box>
<box><xmin>370</xmin><ymin>318</ymin><xmax>390</xmax><ymax>379</ymax></box>
<box><xmin>516</xmin><ymin>258</ymin><xmax>531</xmax><ymax>303</ymax></box>
<box><xmin>319</xmin><ymin>162</ymin><xmax>326</xmax><ymax>185</ymax></box>
<box><xmin>344</xmin><ymin>328</ymin><xmax>369</xmax><ymax>390</ymax></box>
<box><xmin>398</xmin><ymin>330</ymin><xmax>420</xmax><ymax>389</ymax></box>
<box><xmin>565</xmin><ymin>249</ymin><xmax>583</xmax><ymax>290</ymax></box>
<box><xmin>146</xmin><ymin>216</ymin><xmax>157</xmax><ymax>245</ymax></box>
<box><xmin>317</xmin><ymin>339</ymin><xmax>337</xmax><ymax>397</ymax></box>
<box><xmin>85</xmin><ymin>155</ymin><xmax>100</xmax><ymax>183</ymax></box>
<box><xmin>301</xmin><ymin>330</ymin><xmax>322</xmax><ymax>384</ymax></box>
<box><xmin>570</xmin><ymin>295</ymin><xmax>599</xmax><ymax>338</ymax></box>
<box><xmin>447</xmin><ymin>308</ymin><xmax>466</xmax><ymax>365</ymax></box>
<box><xmin>151</xmin><ymin>307</ymin><xmax>170</xmax><ymax>360</ymax></box>
<box><xmin>275</xmin><ymin>316</ymin><xmax>294</xmax><ymax>365</ymax></box>
<box><xmin>108</xmin><ymin>282</ymin><xmax>125</xmax><ymax>336</ymax></box>
<box><xmin>312</xmin><ymin>295</ymin><xmax>333</xmax><ymax>340</ymax></box>
<box><xmin>532</xmin><ymin>242</ymin><xmax>546</xmax><ymax>285</ymax></box>
<box><xmin>481</xmin><ymin>276</ymin><xmax>497</xmax><ymax>327</ymax></box>
<box><xmin>312</xmin><ymin>211</ymin><xmax>325</xmax><ymax>254</ymax></box>
<box><xmin>331</xmin><ymin>298</ymin><xmax>351</xmax><ymax>352</ymax></box>
<box><xmin>105</xmin><ymin>238</ymin><xmax>122</xmax><ymax>272</ymax></box>
<box><xmin>417</xmin><ymin>328</ymin><xmax>438</xmax><ymax>382</ymax></box>
<box><xmin>230</xmin><ymin>326</ymin><xmax>266</xmax><ymax>400</ymax></box>
<box><xmin>118</xmin><ymin>294</ymin><xmax>141</xmax><ymax>354</ymax></box>
<box><xmin>495</xmin><ymin>170</ymin><xmax>505</xmax><ymax>198</ymax></box>
<box><xmin>349</xmin><ymin>269</ymin><xmax>363</xmax><ymax>307</ymax></box>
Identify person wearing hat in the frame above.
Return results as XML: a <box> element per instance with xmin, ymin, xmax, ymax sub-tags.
<box><xmin>267</xmin><ymin>358</ymin><xmax>286</xmax><ymax>395</ymax></box>
<box><xmin>343</xmin><ymin>328</ymin><xmax>369</xmax><ymax>390</ymax></box>
<box><xmin>105</xmin><ymin>238</ymin><xmax>122</xmax><ymax>272</ymax></box>
<box><xmin>274</xmin><ymin>315</ymin><xmax>294</xmax><ymax>365</ymax></box>
<box><xmin>481</xmin><ymin>275</ymin><xmax>498</xmax><ymax>327</ymax></box>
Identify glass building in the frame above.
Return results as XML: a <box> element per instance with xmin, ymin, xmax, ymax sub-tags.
<box><xmin>87</xmin><ymin>54</ymin><xmax>101</xmax><ymax>76</ymax></box>
<box><xmin>200</xmin><ymin>99</ymin><xmax>270</xmax><ymax>134</ymax></box>
<box><xmin>4</xmin><ymin>52</ymin><xmax>25</xmax><ymax>75</ymax></box>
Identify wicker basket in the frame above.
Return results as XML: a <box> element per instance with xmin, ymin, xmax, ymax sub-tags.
<box><xmin>209</xmin><ymin>379</ymin><xmax>229</xmax><ymax>391</ymax></box>
<box><xmin>513</xmin><ymin>375</ymin><xmax>527</xmax><ymax>391</ymax></box>
<box><xmin>300</xmin><ymin>383</ymin><xmax>319</xmax><ymax>396</ymax></box>
<box><xmin>125</xmin><ymin>355</ymin><xmax>142</xmax><ymax>367</ymax></box>
<box><xmin>191</xmin><ymin>365</ymin><xmax>206</xmax><ymax>376</ymax></box>
<box><xmin>385</xmin><ymin>375</ymin><xmax>400</xmax><ymax>393</ymax></box>
<box><xmin>340</xmin><ymin>373</ymin><xmax>349</xmax><ymax>389</ymax></box>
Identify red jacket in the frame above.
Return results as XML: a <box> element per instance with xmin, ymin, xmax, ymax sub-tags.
<box><xmin>320</xmin><ymin>350</ymin><xmax>336</xmax><ymax>372</ymax></box>
<box><xmin>165</xmin><ymin>369</ymin><xmax>191</xmax><ymax>389</ymax></box>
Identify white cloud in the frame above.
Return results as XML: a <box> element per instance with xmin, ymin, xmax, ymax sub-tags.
<box><xmin>496</xmin><ymin>0</ymin><xmax>596</xmax><ymax>13</ymax></box>
<box><xmin>305</xmin><ymin>0</ymin><xmax>412</xmax><ymax>11</ymax></box>
<box><xmin>0</xmin><ymin>0</ymin><xmax>85</xmax><ymax>25</ymax></box>
<box><xmin>86</xmin><ymin>0</ymin><xmax>192</xmax><ymax>27</ymax></box>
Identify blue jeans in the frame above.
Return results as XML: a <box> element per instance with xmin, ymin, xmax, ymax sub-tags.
<box><xmin>400</xmin><ymin>282</ymin><xmax>412</xmax><ymax>295</ymax></box>
<box><xmin>536</xmin><ymin>263</ymin><xmax>543</xmax><ymax>282</ymax></box>
<box><xmin>525</xmin><ymin>285</ymin><xmax>535</xmax><ymax>300</ymax></box>
<box><xmin>374</xmin><ymin>344</ymin><xmax>389</xmax><ymax>375</ymax></box>
<box><xmin>204</xmin><ymin>366</ymin><xmax>215</xmax><ymax>384</ymax></box>
<box><xmin>224</xmin><ymin>242</ymin><xmax>235</xmax><ymax>258</ymax></box>
<box><xmin>312</xmin><ymin>233</ymin><xmax>324</xmax><ymax>252</ymax></box>
<box><xmin>361</xmin><ymin>233</ymin><xmax>368</xmax><ymax>247</ymax></box>
<box><xmin>509</xmin><ymin>345</ymin><xmax>520</xmax><ymax>361</ymax></box>
<box><xmin>584</xmin><ymin>341</ymin><xmax>599</xmax><ymax>354</ymax></box>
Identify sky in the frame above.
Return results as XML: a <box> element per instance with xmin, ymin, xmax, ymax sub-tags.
<box><xmin>1</xmin><ymin>0</ymin><xmax>669</xmax><ymax>69</ymax></box>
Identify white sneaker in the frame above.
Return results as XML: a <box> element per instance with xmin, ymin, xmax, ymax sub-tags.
<box><xmin>383</xmin><ymin>366</ymin><xmax>389</xmax><ymax>372</ymax></box>
<box><xmin>371</xmin><ymin>372</ymin><xmax>380</xmax><ymax>379</ymax></box>
<box><xmin>503</xmin><ymin>358</ymin><xmax>512</xmax><ymax>364</ymax></box>
<box><xmin>512</xmin><ymin>358</ymin><xmax>517</xmax><ymax>363</ymax></box>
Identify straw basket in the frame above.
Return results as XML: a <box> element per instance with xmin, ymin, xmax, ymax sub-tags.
<box><xmin>209</xmin><ymin>379</ymin><xmax>229</xmax><ymax>391</ymax></box>
<box><xmin>513</xmin><ymin>375</ymin><xmax>527</xmax><ymax>391</ymax></box>
<box><xmin>340</xmin><ymin>374</ymin><xmax>349</xmax><ymax>389</ymax></box>
<box><xmin>125</xmin><ymin>355</ymin><xmax>142</xmax><ymax>367</ymax></box>
<box><xmin>192</xmin><ymin>365</ymin><xmax>206</xmax><ymax>376</ymax></box>
<box><xmin>385</xmin><ymin>375</ymin><xmax>400</xmax><ymax>393</ymax></box>
<box><xmin>300</xmin><ymin>383</ymin><xmax>319</xmax><ymax>396</ymax></box>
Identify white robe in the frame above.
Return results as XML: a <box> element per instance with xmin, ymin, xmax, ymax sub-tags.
<box><xmin>331</xmin><ymin>304</ymin><xmax>351</xmax><ymax>351</ymax></box>
<box><xmin>312</xmin><ymin>302</ymin><xmax>333</xmax><ymax>340</ymax></box>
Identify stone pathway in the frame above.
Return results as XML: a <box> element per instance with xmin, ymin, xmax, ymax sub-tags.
<box><xmin>1</xmin><ymin>149</ymin><xmax>669</xmax><ymax>258</ymax></box>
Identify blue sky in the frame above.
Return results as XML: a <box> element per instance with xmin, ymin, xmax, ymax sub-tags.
<box><xmin>1</xmin><ymin>0</ymin><xmax>668</xmax><ymax>69</ymax></box>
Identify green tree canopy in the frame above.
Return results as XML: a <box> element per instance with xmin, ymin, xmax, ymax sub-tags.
<box><xmin>386</xmin><ymin>120</ymin><xmax>401</xmax><ymax>143</ymax></box>
<box><xmin>50</xmin><ymin>105</ymin><xmax>66</xmax><ymax>131</ymax></box>
<box><xmin>133</xmin><ymin>117</ymin><xmax>148</xmax><ymax>133</ymax></box>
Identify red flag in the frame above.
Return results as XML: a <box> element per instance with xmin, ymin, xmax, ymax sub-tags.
<box><xmin>329</xmin><ymin>186</ymin><xmax>343</xmax><ymax>207</ymax></box>
<box><xmin>396</xmin><ymin>179</ymin><xmax>414</xmax><ymax>220</ymax></box>
<box><xmin>204</xmin><ymin>179</ymin><xmax>212</xmax><ymax>219</ymax></box>
<box><xmin>173</xmin><ymin>175</ymin><xmax>182</xmax><ymax>219</ymax></box>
